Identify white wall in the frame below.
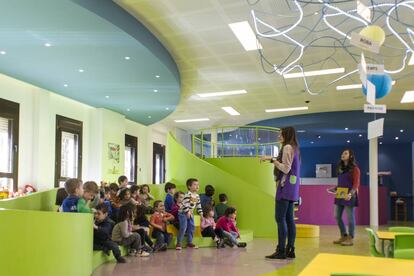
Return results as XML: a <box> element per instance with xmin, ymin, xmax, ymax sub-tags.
<box><xmin>0</xmin><ymin>73</ymin><xmax>167</xmax><ymax>190</ymax></box>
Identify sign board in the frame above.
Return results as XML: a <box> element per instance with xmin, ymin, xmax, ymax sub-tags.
<box><xmin>366</xmin><ymin>63</ymin><xmax>384</xmax><ymax>74</ymax></box>
<box><xmin>359</xmin><ymin>53</ymin><xmax>367</xmax><ymax>86</ymax></box>
<box><xmin>366</xmin><ymin>80</ymin><xmax>376</xmax><ymax>105</ymax></box>
<box><xmin>364</xmin><ymin>104</ymin><xmax>387</xmax><ymax>114</ymax></box>
<box><xmin>351</xmin><ymin>32</ymin><xmax>380</xmax><ymax>53</ymax></box>
<box><xmin>368</xmin><ymin>118</ymin><xmax>384</xmax><ymax>140</ymax></box>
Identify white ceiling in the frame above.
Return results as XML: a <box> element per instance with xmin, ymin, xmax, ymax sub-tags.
<box><xmin>116</xmin><ymin>0</ymin><xmax>414</xmax><ymax>131</ymax></box>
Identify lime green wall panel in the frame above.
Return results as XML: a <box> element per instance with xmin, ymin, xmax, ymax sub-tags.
<box><xmin>166</xmin><ymin>134</ymin><xmax>277</xmax><ymax>238</ymax></box>
<box><xmin>0</xmin><ymin>209</ymin><xmax>93</xmax><ymax>276</ymax></box>
<box><xmin>0</xmin><ymin>189</ymin><xmax>57</xmax><ymax>211</ymax></box>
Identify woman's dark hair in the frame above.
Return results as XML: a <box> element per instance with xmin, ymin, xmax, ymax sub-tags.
<box><xmin>118</xmin><ymin>204</ymin><xmax>134</xmax><ymax>222</ymax></box>
<box><xmin>118</xmin><ymin>175</ymin><xmax>128</xmax><ymax>185</ymax></box>
<box><xmin>203</xmin><ymin>205</ymin><xmax>214</xmax><ymax>218</ymax></box>
<box><xmin>130</xmin><ymin>185</ymin><xmax>139</xmax><ymax>194</ymax></box>
<box><xmin>174</xmin><ymin>191</ymin><xmax>185</xmax><ymax>202</ymax></box>
<box><xmin>118</xmin><ymin>188</ymin><xmax>130</xmax><ymax>200</ymax></box>
<box><xmin>337</xmin><ymin>148</ymin><xmax>357</xmax><ymax>175</ymax></box>
<box><xmin>140</xmin><ymin>184</ymin><xmax>150</xmax><ymax>193</ymax></box>
<box><xmin>224</xmin><ymin>207</ymin><xmax>237</xmax><ymax>217</ymax></box>
<box><xmin>205</xmin><ymin>185</ymin><xmax>215</xmax><ymax>197</ymax></box>
<box><xmin>164</xmin><ymin>182</ymin><xmax>176</xmax><ymax>193</ymax></box>
<box><xmin>276</xmin><ymin>126</ymin><xmax>300</xmax><ymax>165</ymax></box>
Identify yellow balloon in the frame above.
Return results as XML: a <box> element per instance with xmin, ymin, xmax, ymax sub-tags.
<box><xmin>359</xmin><ymin>25</ymin><xmax>386</xmax><ymax>46</ymax></box>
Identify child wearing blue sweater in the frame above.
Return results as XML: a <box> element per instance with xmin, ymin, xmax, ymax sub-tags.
<box><xmin>61</xmin><ymin>178</ymin><xmax>83</xmax><ymax>212</ymax></box>
<box><xmin>164</xmin><ymin>182</ymin><xmax>176</xmax><ymax>212</ymax></box>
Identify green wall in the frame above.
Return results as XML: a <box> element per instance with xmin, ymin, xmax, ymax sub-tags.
<box><xmin>166</xmin><ymin>133</ymin><xmax>277</xmax><ymax>238</ymax></box>
<box><xmin>0</xmin><ymin>189</ymin><xmax>57</xmax><ymax>211</ymax></box>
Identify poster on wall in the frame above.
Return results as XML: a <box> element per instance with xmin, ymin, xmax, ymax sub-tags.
<box><xmin>108</xmin><ymin>143</ymin><xmax>120</xmax><ymax>174</ymax></box>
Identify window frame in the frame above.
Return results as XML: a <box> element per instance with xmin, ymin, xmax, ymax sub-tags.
<box><xmin>0</xmin><ymin>98</ymin><xmax>19</xmax><ymax>191</ymax></box>
<box><xmin>125</xmin><ymin>134</ymin><xmax>138</xmax><ymax>184</ymax></box>
<box><xmin>55</xmin><ymin>115</ymin><xmax>83</xmax><ymax>188</ymax></box>
<box><xmin>152</xmin><ymin>142</ymin><xmax>165</xmax><ymax>184</ymax></box>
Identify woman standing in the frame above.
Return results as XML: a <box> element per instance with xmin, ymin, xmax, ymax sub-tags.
<box><xmin>261</xmin><ymin>127</ymin><xmax>301</xmax><ymax>259</ymax></box>
<box><xmin>329</xmin><ymin>149</ymin><xmax>360</xmax><ymax>246</ymax></box>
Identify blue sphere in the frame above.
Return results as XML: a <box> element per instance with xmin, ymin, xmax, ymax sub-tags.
<box><xmin>362</xmin><ymin>74</ymin><xmax>393</xmax><ymax>99</ymax></box>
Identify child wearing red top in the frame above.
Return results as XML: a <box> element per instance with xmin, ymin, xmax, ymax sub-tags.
<box><xmin>216</xmin><ymin>207</ymin><xmax>246</xmax><ymax>248</ymax></box>
<box><xmin>150</xmin><ymin>200</ymin><xmax>174</xmax><ymax>251</ymax></box>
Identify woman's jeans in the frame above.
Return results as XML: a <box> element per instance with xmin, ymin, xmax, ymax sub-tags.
<box><xmin>275</xmin><ymin>199</ymin><xmax>296</xmax><ymax>251</ymax></box>
<box><xmin>335</xmin><ymin>204</ymin><xmax>355</xmax><ymax>238</ymax></box>
<box><xmin>177</xmin><ymin>212</ymin><xmax>195</xmax><ymax>244</ymax></box>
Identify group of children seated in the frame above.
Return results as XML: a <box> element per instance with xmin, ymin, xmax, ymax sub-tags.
<box><xmin>59</xmin><ymin>176</ymin><xmax>246</xmax><ymax>264</ymax></box>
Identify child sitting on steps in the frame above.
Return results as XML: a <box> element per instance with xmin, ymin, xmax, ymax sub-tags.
<box><xmin>216</xmin><ymin>207</ymin><xmax>247</xmax><ymax>248</ymax></box>
<box><xmin>150</xmin><ymin>200</ymin><xmax>174</xmax><ymax>251</ymax></box>
<box><xmin>201</xmin><ymin>205</ymin><xmax>224</xmax><ymax>248</ymax></box>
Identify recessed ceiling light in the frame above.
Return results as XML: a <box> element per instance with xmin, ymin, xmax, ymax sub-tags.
<box><xmin>395</xmin><ymin>136</ymin><xmax>399</xmax><ymax>140</ymax></box>
<box><xmin>105</xmin><ymin>95</ymin><xmax>109</xmax><ymax>99</ymax></box>
<box><xmin>44</xmin><ymin>43</ymin><xmax>51</xmax><ymax>47</ymax></box>
<box><xmin>127</xmin><ymin>108</ymin><xmax>130</xmax><ymax>111</ymax></box>
<box><xmin>0</xmin><ymin>51</ymin><xmax>6</xmax><ymax>55</ymax></box>
<box><xmin>314</xmin><ymin>12</ymin><xmax>319</xmax><ymax>15</ymax></box>
<box><xmin>337</xmin><ymin>81</ymin><xmax>396</xmax><ymax>91</ymax></box>
<box><xmin>63</xmin><ymin>84</ymin><xmax>68</xmax><ymax>87</ymax></box>
<box><xmin>283</xmin><ymin>68</ymin><xmax>345</xmax><ymax>79</ymax></box>
<box><xmin>358</xmin><ymin>134</ymin><xmax>362</xmax><ymax>137</ymax></box>
<box><xmin>124</xmin><ymin>56</ymin><xmax>130</xmax><ymax>60</ymax></box>
<box><xmin>310</xmin><ymin>141</ymin><xmax>314</xmax><ymax>144</ymax></box>
<box><xmin>345</xmin><ymin>127</ymin><xmax>349</xmax><ymax>130</ymax></box>
<box><xmin>153</xmin><ymin>89</ymin><xmax>158</xmax><ymax>93</ymax></box>
<box><xmin>165</xmin><ymin>107</ymin><xmax>169</xmax><ymax>110</ymax></box>
<box><xmin>400</xmin><ymin>129</ymin><xmax>404</xmax><ymax>133</ymax></box>
<box><xmin>317</xmin><ymin>135</ymin><xmax>321</xmax><ymax>139</ymax></box>
<box><xmin>347</xmin><ymin>140</ymin><xmax>351</xmax><ymax>143</ymax></box>
<box><xmin>380</xmin><ymin>141</ymin><xmax>383</xmax><ymax>145</ymax></box>
<box><xmin>148</xmin><ymin>115</ymin><xmax>152</xmax><ymax>119</ymax></box>
<box><xmin>409</xmin><ymin>52</ymin><xmax>414</xmax><ymax>66</ymax></box>
<box><xmin>155</xmin><ymin>75</ymin><xmax>160</xmax><ymax>78</ymax></box>
<box><xmin>174</xmin><ymin>118</ymin><xmax>210</xmax><ymax>123</ymax></box>
<box><xmin>222</xmin><ymin>106</ymin><xmax>240</xmax><ymax>116</ymax></box>
<box><xmin>228</xmin><ymin>21</ymin><xmax>262</xmax><ymax>51</ymax></box>
<box><xmin>401</xmin><ymin>91</ymin><xmax>414</xmax><ymax>103</ymax></box>
<box><xmin>78</xmin><ymin>69</ymin><xmax>84</xmax><ymax>73</ymax></box>
<box><xmin>265</xmin><ymin>106</ymin><xmax>309</xmax><ymax>113</ymax></box>
<box><xmin>297</xmin><ymin>130</ymin><xmax>306</xmax><ymax>133</ymax></box>
<box><xmin>197</xmin><ymin>90</ymin><xmax>247</xmax><ymax>98</ymax></box>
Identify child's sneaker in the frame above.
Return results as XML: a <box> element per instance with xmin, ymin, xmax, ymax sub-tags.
<box><xmin>128</xmin><ymin>249</ymin><xmax>137</xmax><ymax>256</ymax></box>
<box><xmin>138</xmin><ymin>251</ymin><xmax>150</xmax><ymax>257</ymax></box>
<box><xmin>116</xmin><ymin>256</ymin><xmax>127</xmax><ymax>263</ymax></box>
<box><xmin>175</xmin><ymin>243</ymin><xmax>182</xmax><ymax>250</ymax></box>
<box><xmin>187</xmin><ymin>243</ymin><xmax>198</xmax><ymax>249</ymax></box>
<box><xmin>159</xmin><ymin>243</ymin><xmax>168</xmax><ymax>251</ymax></box>
<box><xmin>237</xmin><ymin>242</ymin><xmax>247</xmax><ymax>248</ymax></box>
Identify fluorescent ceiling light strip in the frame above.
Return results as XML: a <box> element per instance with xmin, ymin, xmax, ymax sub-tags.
<box><xmin>337</xmin><ymin>81</ymin><xmax>396</xmax><ymax>91</ymax></box>
<box><xmin>401</xmin><ymin>91</ymin><xmax>414</xmax><ymax>103</ymax></box>
<box><xmin>197</xmin><ymin>90</ymin><xmax>247</xmax><ymax>98</ymax></box>
<box><xmin>221</xmin><ymin>106</ymin><xmax>240</xmax><ymax>116</ymax></box>
<box><xmin>283</xmin><ymin>68</ymin><xmax>345</xmax><ymax>79</ymax></box>
<box><xmin>228</xmin><ymin>21</ymin><xmax>262</xmax><ymax>51</ymax></box>
<box><xmin>265</xmin><ymin>106</ymin><xmax>309</xmax><ymax>113</ymax></box>
<box><xmin>174</xmin><ymin>118</ymin><xmax>210</xmax><ymax>123</ymax></box>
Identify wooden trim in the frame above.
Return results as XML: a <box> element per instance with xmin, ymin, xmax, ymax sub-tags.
<box><xmin>0</xmin><ymin>98</ymin><xmax>19</xmax><ymax>191</ymax></box>
<box><xmin>55</xmin><ymin>115</ymin><xmax>83</xmax><ymax>187</ymax></box>
<box><xmin>125</xmin><ymin>134</ymin><xmax>138</xmax><ymax>184</ymax></box>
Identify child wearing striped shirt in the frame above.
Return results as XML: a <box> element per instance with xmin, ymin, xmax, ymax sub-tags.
<box><xmin>176</xmin><ymin>178</ymin><xmax>203</xmax><ymax>250</ymax></box>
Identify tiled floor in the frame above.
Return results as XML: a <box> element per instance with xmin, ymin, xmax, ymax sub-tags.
<box><xmin>91</xmin><ymin>226</ymin><xmax>379</xmax><ymax>276</ymax></box>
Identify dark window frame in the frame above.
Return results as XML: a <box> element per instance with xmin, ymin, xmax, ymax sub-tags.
<box><xmin>55</xmin><ymin>115</ymin><xmax>83</xmax><ymax>188</ymax></box>
<box><xmin>152</xmin><ymin>142</ymin><xmax>165</xmax><ymax>184</ymax></box>
<box><xmin>0</xmin><ymin>98</ymin><xmax>19</xmax><ymax>191</ymax></box>
<box><xmin>125</xmin><ymin>134</ymin><xmax>138</xmax><ymax>184</ymax></box>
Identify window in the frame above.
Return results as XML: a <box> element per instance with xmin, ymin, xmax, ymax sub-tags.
<box><xmin>153</xmin><ymin>143</ymin><xmax>165</xmax><ymax>184</ymax></box>
<box><xmin>55</xmin><ymin>115</ymin><xmax>82</xmax><ymax>187</ymax></box>
<box><xmin>0</xmin><ymin>98</ymin><xmax>19</xmax><ymax>192</ymax></box>
<box><xmin>125</xmin><ymin>134</ymin><xmax>138</xmax><ymax>184</ymax></box>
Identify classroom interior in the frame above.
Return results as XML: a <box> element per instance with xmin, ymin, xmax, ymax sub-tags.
<box><xmin>1</xmin><ymin>1</ymin><xmax>414</xmax><ymax>276</ymax></box>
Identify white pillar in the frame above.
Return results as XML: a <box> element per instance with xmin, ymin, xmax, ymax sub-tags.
<box><xmin>369</xmin><ymin>137</ymin><xmax>379</xmax><ymax>228</ymax></box>
<box><xmin>210</xmin><ymin>129</ymin><xmax>218</xmax><ymax>158</ymax></box>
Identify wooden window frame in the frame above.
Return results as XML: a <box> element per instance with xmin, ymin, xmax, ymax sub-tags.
<box><xmin>55</xmin><ymin>115</ymin><xmax>83</xmax><ymax>188</ymax></box>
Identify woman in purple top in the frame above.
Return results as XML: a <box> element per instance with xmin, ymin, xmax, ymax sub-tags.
<box><xmin>261</xmin><ymin>127</ymin><xmax>301</xmax><ymax>259</ymax></box>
